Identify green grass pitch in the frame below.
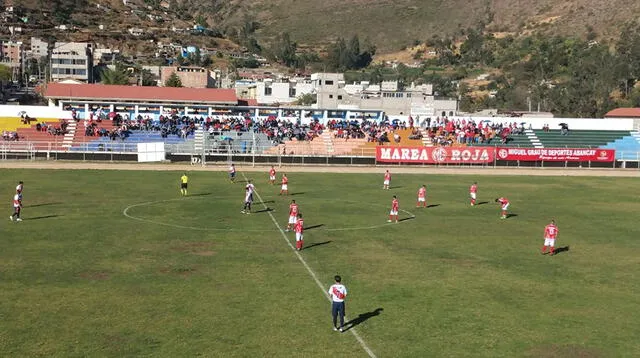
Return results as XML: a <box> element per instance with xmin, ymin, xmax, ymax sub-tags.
<box><xmin>1</xmin><ymin>168</ymin><xmax>640</xmax><ymax>357</ymax></box>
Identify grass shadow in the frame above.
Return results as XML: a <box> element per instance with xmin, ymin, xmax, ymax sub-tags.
<box><xmin>24</xmin><ymin>215</ymin><xmax>61</xmax><ymax>220</ymax></box>
<box><xmin>189</xmin><ymin>192</ymin><xmax>212</xmax><ymax>197</ymax></box>
<box><xmin>305</xmin><ymin>224</ymin><xmax>324</xmax><ymax>230</ymax></box>
<box><xmin>553</xmin><ymin>246</ymin><xmax>570</xmax><ymax>255</ymax></box>
<box><xmin>24</xmin><ymin>202</ymin><xmax>62</xmax><ymax>208</ymax></box>
<box><xmin>255</xmin><ymin>207</ymin><xmax>274</xmax><ymax>213</ymax></box>
<box><xmin>302</xmin><ymin>240</ymin><xmax>332</xmax><ymax>250</ymax></box>
<box><xmin>427</xmin><ymin>204</ymin><xmax>440</xmax><ymax>208</ymax></box>
<box><xmin>344</xmin><ymin>308</ymin><xmax>383</xmax><ymax>331</ymax></box>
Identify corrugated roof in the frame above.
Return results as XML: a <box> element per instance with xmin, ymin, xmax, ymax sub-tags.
<box><xmin>605</xmin><ymin>108</ymin><xmax>640</xmax><ymax>118</ymax></box>
<box><xmin>44</xmin><ymin>83</ymin><xmax>238</xmax><ymax>104</ymax></box>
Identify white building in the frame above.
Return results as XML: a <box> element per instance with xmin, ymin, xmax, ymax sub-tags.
<box><xmin>313</xmin><ymin>72</ymin><xmax>456</xmax><ymax>116</ymax></box>
<box><xmin>29</xmin><ymin>37</ymin><xmax>48</xmax><ymax>59</ymax></box>
<box><xmin>255</xmin><ymin>78</ymin><xmax>315</xmax><ymax>105</ymax></box>
<box><xmin>50</xmin><ymin>42</ymin><xmax>93</xmax><ymax>83</ymax></box>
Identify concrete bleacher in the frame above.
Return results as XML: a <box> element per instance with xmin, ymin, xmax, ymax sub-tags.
<box><xmin>602</xmin><ymin>132</ymin><xmax>640</xmax><ymax>160</ymax></box>
<box><xmin>534</xmin><ymin>130</ymin><xmax>630</xmax><ymax>148</ymax></box>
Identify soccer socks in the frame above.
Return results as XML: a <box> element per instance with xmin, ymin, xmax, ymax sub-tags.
<box><xmin>296</xmin><ymin>240</ymin><xmax>303</xmax><ymax>250</ymax></box>
<box><xmin>549</xmin><ymin>247</ymin><xmax>555</xmax><ymax>255</ymax></box>
<box><xmin>541</xmin><ymin>246</ymin><xmax>547</xmax><ymax>254</ymax></box>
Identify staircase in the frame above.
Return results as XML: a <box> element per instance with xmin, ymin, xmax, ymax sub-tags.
<box><xmin>61</xmin><ymin>121</ymin><xmax>77</xmax><ymax>149</ymax></box>
<box><xmin>322</xmin><ymin>131</ymin><xmax>335</xmax><ymax>154</ymax></box>
<box><xmin>419</xmin><ymin>128</ymin><xmax>433</xmax><ymax>146</ymax></box>
<box><xmin>525</xmin><ymin>129</ymin><xmax>543</xmax><ymax>148</ymax></box>
<box><xmin>194</xmin><ymin>126</ymin><xmax>205</xmax><ymax>153</ymax></box>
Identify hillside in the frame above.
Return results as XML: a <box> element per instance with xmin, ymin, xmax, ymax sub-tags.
<box><xmin>204</xmin><ymin>0</ymin><xmax>640</xmax><ymax>52</ymax></box>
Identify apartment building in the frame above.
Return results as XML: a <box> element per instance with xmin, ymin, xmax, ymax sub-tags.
<box><xmin>50</xmin><ymin>42</ymin><xmax>93</xmax><ymax>83</ymax></box>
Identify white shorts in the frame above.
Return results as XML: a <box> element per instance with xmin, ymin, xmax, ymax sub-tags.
<box><xmin>245</xmin><ymin>194</ymin><xmax>253</xmax><ymax>203</ymax></box>
<box><xmin>288</xmin><ymin>215</ymin><xmax>297</xmax><ymax>224</ymax></box>
<box><xmin>383</xmin><ymin>180</ymin><xmax>390</xmax><ymax>186</ymax></box>
<box><xmin>281</xmin><ymin>184</ymin><xmax>288</xmax><ymax>191</ymax></box>
<box><xmin>389</xmin><ymin>210</ymin><xmax>398</xmax><ymax>215</ymax></box>
<box><xmin>270</xmin><ymin>175</ymin><xmax>276</xmax><ymax>181</ymax></box>
<box><xmin>544</xmin><ymin>238</ymin><xmax>555</xmax><ymax>247</ymax></box>
<box><xmin>295</xmin><ymin>232</ymin><xmax>303</xmax><ymax>241</ymax></box>
<box><xmin>470</xmin><ymin>193</ymin><xmax>477</xmax><ymax>200</ymax></box>
<box><xmin>418</xmin><ymin>197</ymin><xmax>425</xmax><ymax>202</ymax></box>
<box><xmin>502</xmin><ymin>203</ymin><xmax>510</xmax><ymax>211</ymax></box>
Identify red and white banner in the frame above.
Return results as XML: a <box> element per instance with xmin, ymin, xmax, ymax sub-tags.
<box><xmin>376</xmin><ymin>146</ymin><xmax>494</xmax><ymax>164</ymax></box>
<box><xmin>495</xmin><ymin>148</ymin><xmax>615</xmax><ymax>162</ymax></box>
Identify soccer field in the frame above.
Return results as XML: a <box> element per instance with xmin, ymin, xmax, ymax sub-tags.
<box><xmin>1</xmin><ymin>168</ymin><xmax>640</xmax><ymax>357</ymax></box>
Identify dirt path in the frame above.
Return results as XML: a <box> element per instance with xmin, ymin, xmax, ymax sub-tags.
<box><xmin>1</xmin><ymin>160</ymin><xmax>638</xmax><ymax>177</ymax></box>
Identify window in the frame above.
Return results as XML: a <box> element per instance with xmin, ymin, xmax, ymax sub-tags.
<box><xmin>318</xmin><ymin>80</ymin><xmax>322</xmax><ymax>85</ymax></box>
<box><xmin>289</xmin><ymin>88</ymin><xmax>296</xmax><ymax>97</ymax></box>
<box><xmin>329</xmin><ymin>94</ymin><xmax>333</xmax><ymax>99</ymax></box>
<box><xmin>407</xmin><ymin>93</ymin><xmax>412</xmax><ymax>98</ymax></box>
<box><xmin>325</xmin><ymin>80</ymin><xmax>334</xmax><ymax>85</ymax></box>
<box><xmin>337</xmin><ymin>95</ymin><xmax>342</xmax><ymax>100</ymax></box>
<box><xmin>264</xmin><ymin>87</ymin><xmax>272</xmax><ymax>96</ymax></box>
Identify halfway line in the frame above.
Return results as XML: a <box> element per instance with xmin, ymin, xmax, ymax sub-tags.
<box><xmin>241</xmin><ymin>172</ymin><xmax>377</xmax><ymax>358</ymax></box>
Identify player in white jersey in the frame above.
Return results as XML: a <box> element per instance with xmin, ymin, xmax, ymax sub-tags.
<box><xmin>241</xmin><ymin>180</ymin><xmax>255</xmax><ymax>214</ymax></box>
<box><xmin>16</xmin><ymin>181</ymin><xmax>23</xmax><ymax>194</ymax></box>
<box><xmin>328</xmin><ymin>275</ymin><xmax>348</xmax><ymax>332</ymax></box>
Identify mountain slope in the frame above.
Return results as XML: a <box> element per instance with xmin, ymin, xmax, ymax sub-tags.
<box><xmin>210</xmin><ymin>0</ymin><xmax>640</xmax><ymax>52</ymax></box>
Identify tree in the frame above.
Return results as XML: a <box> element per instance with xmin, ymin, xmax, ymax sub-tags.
<box><xmin>99</xmin><ymin>66</ymin><xmax>129</xmax><ymax>85</ymax></box>
<box><xmin>295</xmin><ymin>93</ymin><xmax>316</xmax><ymax>106</ymax></box>
<box><xmin>326</xmin><ymin>35</ymin><xmax>375</xmax><ymax>71</ymax></box>
<box><xmin>270</xmin><ymin>32</ymin><xmax>298</xmax><ymax>67</ymax></box>
<box><xmin>0</xmin><ymin>64</ymin><xmax>12</xmax><ymax>82</ymax></box>
<box><xmin>165</xmin><ymin>72</ymin><xmax>182</xmax><ymax>87</ymax></box>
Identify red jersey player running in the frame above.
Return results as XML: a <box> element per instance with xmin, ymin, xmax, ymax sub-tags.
<box><xmin>495</xmin><ymin>197</ymin><xmax>510</xmax><ymax>219</ymax></box>
<box><xmin>541</xmin><ymin>219</ymin><xmax>559</xmax><ymax>255</ymax></box>
<box><xmin>280</xmin><ymin>174</ymin><xmax>289</xmax><ymax>195</ymax></box>
<box><xmin>388</xmin><ymin>195</ymin><xmax>399</xmax><ymax>223</ymax></box>
<box><xmin>383</xmin><ymin>170</ymin><xmax>391</xmax><ymax>190</ymax></box>
<box><xmin>416</xmin><ymin>185</ymin><xmax>427</xmax><ymax>207</ymax></box>
<box><xmin>269</xmin><ymin>166</ymin><xmax>276</xmax><ymax>185</ymax></box>
<box><xmin>294</xmin><ymin>213</ymin><xmax>304</xmax><ymax>251</ymax></box>
<box><xmin>469</xmin><ymin>182</ymin><xmax>478</xmax><ymax>206</ymax></box>
<box><xmin>285</xmin><ymin>199</ymin><xmax>299</xmax><ymax>231</ymax></box>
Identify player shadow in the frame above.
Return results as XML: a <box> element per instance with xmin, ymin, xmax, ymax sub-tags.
<box><xmin>506</xmin><ymin>213</ymin><xmax>518</xmax><ymax>218</ymax></box>
<box><xmin>24</xmin><ymin>215</ymin><xmax>61</xmax><ymax>220</ymax></box>
<box><xmin>189</xmin><ymin>192</ymin><xmax>212</xmax><ymax>197</ymax></box>
<box><xmin>257</xmin><ymin>200</ymin><xmax>275</xmax><ymax>205</ymax></box>
<box><xmin>304</xmin><ymin>224</ymin><xmax>324</xmax><ymax>230</ymax></box>
<box><xmin>398</xmin><ymin>216</ymin><xmax>415</xmax><ymax>222</ymax></box>
<box><xmin>24</xmin><ymin>202</ymin><xmax>62</xmax><ymax>208</ymax></box>
<box><xmin>343</xmin><ymin>308</ymin><xmax>384</xmax><ymax>332</ymax></box>
<box><xmin>476</xmin><ymin>201</ymin><xmax>489</xmax><ymax>206</ymax></box>
<box><xmin>255</xmin><ymin>207</ymin><xmax>274</xmax><ymax>213</ymax></box>
<box><xmin>427</xmin><ymin>204</ymin><xmax>440</xmax><ymax>208</ymax></box>
<box><xmin>554</xmin><ymin>246</ymin><xmax>570</xmax><ymax>255</ymax></box>
<box><xmin>389</xmin><ymin>186</ymin><xmax>403</xmax><ymax>190</ymax></box>
<box><xmin>302</xmin><ymin>240</ymin><xmax>331</xmax><ymax>250</ymax></box>
<box><xmin>290</xmin><ymin>192</ymin><xmax>305</xmax><ymax>196</ymax></box>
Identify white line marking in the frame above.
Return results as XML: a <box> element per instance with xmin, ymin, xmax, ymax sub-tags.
<box><xmin>241</xmin><ymin>172</ymin><xmax>377</xmax><ymax>358</ymax></box>
<box><xmin>123</xmin><ymin>196</ymin><xmax>415</xmax><ymax>234</ymax></box>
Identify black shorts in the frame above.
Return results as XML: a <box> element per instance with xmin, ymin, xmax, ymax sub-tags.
<box><xmin>181</xmin><ymin>183</ymin><xmax>188</xmax><ymax>189</ymax></box>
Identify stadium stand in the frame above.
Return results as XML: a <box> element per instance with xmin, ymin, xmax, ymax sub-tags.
<box><xmin>602</xmin><ymin>132</ymin><xmax>640</xmax><ymax>160</ymax></box>
<box><xmin>534</xmin><ymin>129</ymin><xmax>631</xmax><ymax>148</ymax></box>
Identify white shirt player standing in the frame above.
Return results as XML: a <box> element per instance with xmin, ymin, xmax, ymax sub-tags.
<box><xmin>242</xmin><ymin>180</ymin><xmax>255</xmax><ymax>214</ymax></box>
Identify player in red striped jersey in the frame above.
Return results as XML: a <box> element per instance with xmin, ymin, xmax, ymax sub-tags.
<box><xmin>294</xmin><ymin>213</ymin><xmax>304</xmax><ymax>251</ymax></box>
<box><xmin>383</xmin><ymin>170</ymin><xmax>391</xmax><ymax>190</ymax></box>
<box><xmin>279</xmin><ymin>174</ymin><xmax>289</xmax><ymax>195</ymax></box>
<box><xmin>269</xmin><ymin>166</ymin><xmax>276</xmax><ymax>185</ymax></box>
<box><xmin>416</xmin><ymin>185</ymin><xmax>427</xmax><ymax>208</ymax></box>
<box><xmin>495</xmin><ymin>197</ymin><xmax>509</xmax><ymax>219</ymax></box>
<box><xmin>285</xmin><ymin>200</ymin><xmax>299</xmax><ymax>232</ymax></box>
<box><xmin>541</xmin><ymin>220</ymin><xmax>559</xmax><ymax>255</ymax></box>
<box><xmin>469</xmin><ymin>182</ymin><xmax>478</xmax><ymax>206</ymax></box>
<box><xmin>388</xmin><ymin>195</ymin><xmax>399</xmax><ymax>223</ymax></box>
